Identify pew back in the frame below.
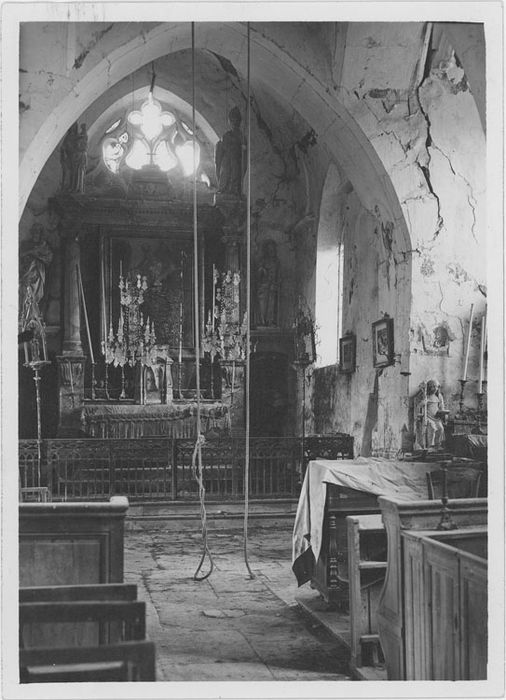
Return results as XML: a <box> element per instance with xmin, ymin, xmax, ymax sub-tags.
<box><xmin>20</xmin><ymin>641</ymin><xmax>156</xmax><ymax>682</ymax></box>
<box><xmin>377</xmin><ymin>497</ymin><xmax>487</xmax><ymax>680</ymax></box>
<box><xmin>19</xmin><ymin>498</ymin><xmax>129</xmax><ymax>649</ymax></box>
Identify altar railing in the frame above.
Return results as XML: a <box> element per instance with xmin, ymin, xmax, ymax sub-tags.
<box><xmin>18</xmin><ymin>436</ymin><xmax>330</xmax><ymax>502</ymax></box>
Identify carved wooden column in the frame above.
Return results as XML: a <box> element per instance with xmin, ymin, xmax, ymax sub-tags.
<box><xmin>57</xmin><ymin>223</ymin><xmax>86</xmax><ymax>435</ymax></box>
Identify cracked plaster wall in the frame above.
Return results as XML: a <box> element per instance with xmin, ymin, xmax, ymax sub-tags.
<box><xmin>306</xmin><ymin>185</ymin><xmax>410</xmax><ymax>456</ymax></box>
<box><xmin>337</xmin><ymin>22</ymin><xmax>486</xmax><ymax>424</ymax></box>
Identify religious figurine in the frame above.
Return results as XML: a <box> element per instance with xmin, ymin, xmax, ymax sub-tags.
<box><xmin>254</xmin><ymin>239</ymin><xmax>280</xmax><ymax>327</ymax></box>
<box><xmin>60</xmin><ymin>122</ymin><xmax>88</xmax><ymax>193</ymax></box>
<box><xmin>19</xmin><ymin>223</ymin><xmax>53</xmax><ymax>319</ymax></box>
<box><xmin>418</xmin><ymin>379</ymin><xmax>449</xmax><ymax>448</ymax></box>
<box><xmin>215</xmin><ymin>107</ymin><xmax>247</xmax><ymax>196</ymax></box>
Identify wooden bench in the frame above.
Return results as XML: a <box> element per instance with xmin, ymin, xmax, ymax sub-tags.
<box><xmin>377</xmin><ymin>497</ymin><xmax>487</xmax><ymax>680</ymax></box>
<box><xmin>19</xmin><ymin>496</ymin><xmax>129</xmax><ymax>588</ymax></box>
<box><xmin>20</xmin><ymin>583</ymin><xmax>138</xmax><ymax>604</ymax></box>
<box><xmin>20</xmin><ymin>641</ymin><xmax>156</xmax><ymax>682</ymax></box>
<box><xmin>19</xmin><ymin>498</ymin><xmax>132</xmax><ymax>651</ymax></box>
<box><xmin>20</xmin><ymin>599</ymin><xmax>146</xmax><ymax>642</ymax></box>
<box><xmin>346</xmin><ymin>513</ymin><xmax>387</xmax><ymax>673</ymax></box>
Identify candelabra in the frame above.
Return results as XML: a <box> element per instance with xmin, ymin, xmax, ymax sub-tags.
<box><xmin>203</xmin><ymin>269</ymin><xmax>247</xmax><ymax>400</ymax></box>
<box><xmin>103</xmin><ymin>271</ymin><xmax>158</xmax><ymax>399</ymax></box>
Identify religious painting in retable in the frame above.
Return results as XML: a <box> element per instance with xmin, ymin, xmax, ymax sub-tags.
<box><xmin>107</xmin><ymin>236</ymin><xmax>194</xmax><ymax>351</ymax></box>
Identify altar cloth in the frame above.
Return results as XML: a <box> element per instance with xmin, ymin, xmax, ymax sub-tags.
<box><xmin>81</xmin><ymin>402</ymin><xmax>230</xmax><ymax>439</ymax></box>
<box><xmin>292</xmin><ymin>457</ymin><xmax>434</xmax><ymax>585</ymax></box>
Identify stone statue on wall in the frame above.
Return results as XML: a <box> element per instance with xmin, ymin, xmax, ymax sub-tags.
<box><xmin>254</xmin><ymin>239</ymin><xmax>280</xmax><ymax>327</ymax></box>
<box><xmin>215</xmin><ymin>107</ymin><xmax>246</xmax><ymax>196</ymax></box>
<box><xmin>19</xmin><ymin>223</ymin><xmax>54</xmax><ymax>318</ymax></box>
<box><xmin>60</xmin><ymin>122</ymin><xmax>88</xmax><ymax>193</ymax></box>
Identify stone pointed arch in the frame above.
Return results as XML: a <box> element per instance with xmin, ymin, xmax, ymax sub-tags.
<box><xmin>19</xmin><ymin>21</ymin><xmax>412</xmax><ymax>268</ymax></box>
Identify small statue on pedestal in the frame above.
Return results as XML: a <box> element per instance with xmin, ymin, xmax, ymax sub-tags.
<box><xmin>254</xmin><ymin>239</ymin><xmax>280</xmax><ymax>327</ymax></box>
<box><xmin>19</xmin><ymin>223</ymin><xmax>54</xmax><ymax>321</ymax></box>
<box><xmin>416</xmin><ymin>379</ymin><xmax>449</xmax><ymax>449</ymax></box>
<box><xmin>215</xmin><ymin>107</ymin><xmax>246</xmax><ymax>196</ymax></box>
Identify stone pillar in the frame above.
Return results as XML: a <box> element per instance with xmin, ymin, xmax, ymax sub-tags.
<box><xmin>58</xmin><ymin>224</ymin><xmax>85</xmax><ymax>435</ymax></box>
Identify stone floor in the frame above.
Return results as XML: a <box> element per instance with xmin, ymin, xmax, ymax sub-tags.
<box><xmin>124</xmin><ymin>522</ymin><xmax>352</xmax><ymax>682</ymax></box>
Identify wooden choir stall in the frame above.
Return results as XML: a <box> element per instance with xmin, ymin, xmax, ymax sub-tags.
<box><xmin>292</xmin><ymin>455</ymin><xmax>488</xmax><ymax>681</ymax></box>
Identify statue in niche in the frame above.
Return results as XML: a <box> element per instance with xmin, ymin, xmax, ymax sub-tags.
<box><xmin>19</xmin><ymin>223</ymin><xmax>54</xmax><ymax>319</ymax></box>
<box><xmin>215</xmin><ymin>107</ymin><xmax>247</xmax><ymax>196</ymax></box>
<box><xmin>253</xmin><ymin>239</ymin><xmax>280</xmax><ymax>327</ymax></box>
<box><xmin>60</xmin><ymin>122</ymin><xmax>88</xmax><ymax>193</ymax></box>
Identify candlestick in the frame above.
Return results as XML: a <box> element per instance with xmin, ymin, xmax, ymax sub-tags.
<box><xmin>478</xmin><ymin>315</ymin><xmax>485</xmax><ymax>393</ymax></box>
<box><xmin>462</xmin><ymin>303</ymin><xmax>474</xmax><ymax>381</ymax></box>
<box><xmin>437</xmin><ymin>460</ymin><xmax>457</xmax><ymax>531</ymax></box>
<box><xmin>77</xmin><ymin>264</ymin><xmax>95</xmax><ymax>364</ymax></box>
<box><xmin>458</xmin><ymin>378</ymin><xmax>467</xmax><ymax>415</ymax></box>
<box><xmin>101</xmin><ymin>239</ymin><xmax>107</xmax><ymax>346</ymax></box>
<box><xmin>178</xmin><ymin>299</ymin><xmax>183</xmax><ymax>365</ymax></box>
<box><xmin>68</xmin><ymin>361</ymin><xmax>74</xmax><ymax>408</ymax></box>
<box><xmin>212</xmin><ymin>264</ymin><xmax>216</xmax><ymax>320</ymax></box>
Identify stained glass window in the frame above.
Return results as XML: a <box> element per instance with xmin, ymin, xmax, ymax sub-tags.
<box><xmin>102</xmin><ymin>93</ymin><xmax>202</xmax><ymax>177</ymax></box>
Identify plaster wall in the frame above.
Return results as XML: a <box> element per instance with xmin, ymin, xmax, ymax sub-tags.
<box><xmin>309</xmin><ymin>188</ymin><xmax>410</xmax><ymax>456</ymax></box>
<box><xmin>337</xmin><ymin>22</ymin><xmax>487</xmax><ymax>421</ymax></box>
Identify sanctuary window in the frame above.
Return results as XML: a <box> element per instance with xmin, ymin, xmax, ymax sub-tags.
<box><xmin>102</xmin><ymin>93</ymin><xmax>202</xmax><ymax>177</ymax></box>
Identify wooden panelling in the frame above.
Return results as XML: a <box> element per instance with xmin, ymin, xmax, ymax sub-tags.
<box><xmin>377</xmin><ymin>497</ymin><xmax>487</xmax><ymax>680</ymax></box>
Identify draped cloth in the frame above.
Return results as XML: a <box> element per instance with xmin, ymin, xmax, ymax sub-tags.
<box><xmin>292</xmin><ymin>457</ymin><xmax>435</xmax><ymax>586</ymax></box>
<box><xmin>81</xmin><ymin>402</ymin><xmax>231</xmax><ymax>439</ymax></box>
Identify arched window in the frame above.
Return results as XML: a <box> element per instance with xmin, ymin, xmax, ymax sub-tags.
<box><xmin>101</xmin><ymin>92</ymin><xmax>203</xmax><ymax>179</ymax></box>
<box><xmin>315</xmin><ymin>164</ymin><xmax>345</xmax><ymax>367</ymax></box>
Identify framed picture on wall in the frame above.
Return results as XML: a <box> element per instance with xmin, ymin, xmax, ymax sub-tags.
<box><xmin>372</xmin><ymin>317</ymin><xmax>394</xmax><ymax>368</ymax></box>
<box><xmin>339</xmin><ymin>334</ymin><xmax>356</xmax><ymax>373</ymax></box>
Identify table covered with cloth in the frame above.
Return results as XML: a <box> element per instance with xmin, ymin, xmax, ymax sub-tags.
<box><xmin>81</xmin><ymin>402</ymin><xmax>231</xmax><ymax>438</ymax></box>
<box><xmin>292</xmin><ymin>457</ymin><xmax>435</xmax><ymax>586</ymax></box>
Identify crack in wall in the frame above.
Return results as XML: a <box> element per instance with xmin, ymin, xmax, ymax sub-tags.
<box><xmin>73</xmin><ymin>24</ymin><xmax>114</xmax><ymax>70</ymax></box>
<box><xmin>430</xmin><ymin>141</ymin><xmax>479</xmax><ymax>244</ymax></box>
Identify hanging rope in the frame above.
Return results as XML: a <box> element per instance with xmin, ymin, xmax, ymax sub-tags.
<box><xmin>191</xmin><ymin>22</ymin><xmax>213</xmax><ymax>582</ymax></box>
<box><xmin>243</xmin><ymin>22</ymin><xmax>254</xmax><ymax>579</ymax></box>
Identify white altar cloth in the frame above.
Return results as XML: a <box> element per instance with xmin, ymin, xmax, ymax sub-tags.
<box><xmin>292</xmin><ymin>457</ymin><xmax>434</xmax><ymax>573</ymax></box>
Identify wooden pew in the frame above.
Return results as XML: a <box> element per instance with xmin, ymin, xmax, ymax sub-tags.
<box><xmin>346</xmin><ymin>514</ymin><xmax>387</xmax><ymax>673</ymax></box>
<box><xmin>19</xmin><ymin>497</ymin><xmax>129</xmax><ymax>649</ymax></box>
<box><xmin>19</xmin><ymin>497</ymin><xmax>129</xmax><ymax>588</ymax></box>
<box><xmin>20</xmin><ymin>599</ymin><xmax>146</xmax><ymax>643</ymax></box>
<box><xmin>377</xmin><ymin>497</ymin><xmax>487</xmax><ymax>680</ymax></box>
<box><xmin>20</xmin><ymin>641</ymin><xmax>156</xmax><ymax>682</ymax></box>
<box><xmin>20</xmin><ymin>583</ymin><xmax>138</xmax><ymax>603</ymax></box>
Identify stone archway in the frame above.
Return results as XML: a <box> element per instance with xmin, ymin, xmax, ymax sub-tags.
<box><xmin>19</xmin><ymin>21</ymin><xmax>412</xmax><ymax>267</ymax></box>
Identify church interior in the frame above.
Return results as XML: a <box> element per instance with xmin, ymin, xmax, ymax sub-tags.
<box><xmin>9</xmin><ymin>13</ymin><xmax>502</xmax><ymax>692</ymax></box>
